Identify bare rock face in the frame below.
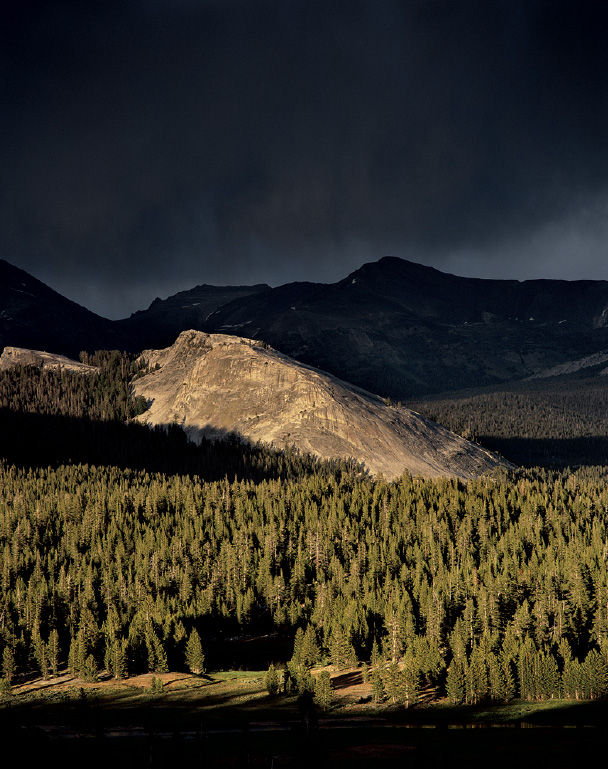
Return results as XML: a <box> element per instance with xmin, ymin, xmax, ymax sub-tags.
<box><xmin>133</xmin><ymin>330</ymin><xmax>508</xmax><ymax>479</ymax></box>
<box><xmin>0</xmin><ymin>346</ymin><xmax>97</xmax><ymax>374</ymax></box>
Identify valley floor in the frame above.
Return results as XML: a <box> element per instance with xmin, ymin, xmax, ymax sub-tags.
<box><xmin>2</xmin><ymin>667</ymin><xmax>607</xmax><ymax>768</ymax></box>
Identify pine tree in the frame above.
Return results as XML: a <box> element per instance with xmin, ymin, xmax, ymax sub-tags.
<box><xmin>473</xmin><ymin>643</ymin><xmax>489</xmax><ymax>703</ymax></box>
<box><xmin>2</xmin><ymin>646</ymin><xmax>15</xmax><ymax>684</ymax></box>
<box><xmin>382</xmin><ymin>661</ymin><xmax>401</xmax><ymax>704</ymax></box>
<box><xmin>108</xmin><ymin>637</ymin><xmax>127</xmax><ymax>679</ymax></box>
<box><xmin>82</xmin><ymin>653</ymin><xmax>98</xmax><ymax>682</ymax></box>
<box><xmin>467</xmin><ymin>644</ymin><xmax>488</xmax><ymax>704</ymax></box>
<box><xmin>562</xmin><ymin>657</ymin><xmax>583</xmax><ymax>700</ymax></box>
<box><xmin>449</xmin><ymin>617</ymin><xmax>469</xmax><ymax>662</ymax></box>
<box><xmin>313</xmin><ymin>670</ymin><xmax>333</xmax><ymax>709</ymax></box>
<box><xmin>582</xmin><ymin>649</ymin><xmax>608</xmax><ymax>699</ymax></box>
<box><xmin>185</xmin><ymin>629</ymin><xmax>205</xmax><ymax>675</ymax></box>
<box><xmin>300</xmin><ymin>625</ymin><xmax>320</xmax><ymax>669</ymax></box>
<box><xmin>413</xmin><ymin>636</ymin><xmax>444</xmax><ymax>686</ymax></box>
<box><xmin>33</xmin><ymin>634</ymin><xmax>49</xmax><ymax>679</ymax></box>
<box><xmin>401</xmin><ymin>650</ymin><xmax>419</xmax><ymax>708</ymax></box>
<box><xmin>361</xmin><ymin>662</ymin><xmax>369</xmax><ymax>683</ymax></box>
<box><xmin>291</xmin><ymin>627</ymin><xmax>305</xmax><ymax>666</ymax></box>
<box><xmin>446</xmin><ymin>658</ymin><xmax>465</xmax><ymax>704</ymax></box>
<box><xmin>329</xmin><ymin>627</ymin><xmax>357</xmax><ymax>669</ymax></box>
<box><xmin>499</xmin><ymin>651</ymin><xmax>515</xmax><ymax>703</ymax></box>
<box><xmin>384</xmin><ymin>605</ymin><xmax>405</xmax><ymax>662</ymax></box>
<box><xmin>370</xmin><ymin>639</ymin><xmax>382</xmax><ymax>666</ymax></box>
<box><xmin>517</xmin><ymin>637</ymin><xmax>536</xmax><ymax>701</ymax></box>
<box><xmin>145</xmin><ymin>624</ymin><xmax>168</xmax><ymax>673</ymax></box>
<box><xmin>487</xmin><ymin>651</ymin><xmax>503</xmax><ymax>702</ymax></box>
<box><xmin>153</xmin><ymin>635</ymin><xmax>169</xmax><ymax>673</ymax></box>
<box><xmin>287</xmin><ymin>661</ymin><xmax>314</xmax><ymax>693</ymax></box>
<box><xmin>76</xmin><ymin>627</ymin><xmax>88</xmax><ymax>676</ymax></box>
<box><xmin>535</xmin><ymin>651</ymin><xmax>560</xmax><ymax>700</ymax></box>
<box><xmin>48</xmin><ymin>630</ymin><xmax>59</xmax><ymax>677</ymax></box>
<box><xmin>371</xmin><ymin>668</ymin><xmax>385</xmax><ymax>703</ymax></box>
<box><xmin>68</xmin><ymin>636</ymin><xmax>78</xmax><ymax>676</ymax></box>
<box><xmin>265</xmin><ymin>663</ymin><xmax>280</xmax><ymax>696</ymax></box>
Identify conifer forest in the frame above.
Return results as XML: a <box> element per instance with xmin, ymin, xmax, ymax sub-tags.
<box><xmin>1</xmin><ymin>359</ymin><xmax>608</xmax><ymax>709</ymax></box>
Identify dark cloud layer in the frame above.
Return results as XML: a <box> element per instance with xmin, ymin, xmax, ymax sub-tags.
<box><xmin>2</xmin><ymin>1</ymin><xmax>608</xmax><ymax>317</ymax></box>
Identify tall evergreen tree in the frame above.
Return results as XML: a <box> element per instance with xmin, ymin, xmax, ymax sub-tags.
<box><xmin>48</xmin><ymin>630</ymin><xmax>59</xmax><ymax>678</ymax></box>
<box><xmin>264</xmin><ymin>663</ymin><xmax>280</xmax><ymax>696</ymax></box>
<box><xmin>329</xmin><ymin>627</ymin><xmax>357</xmax><ymax>669</ymax></box>
<box><xmin>446</xmin><ymin>658</ymin><xmax>465</xmax><ymax>704</ymax></box>
<box><xmin>2</xmin><ymin>646</ymin><xmax>15</xmax><ymax>684</ymax></box>
<box><xmin>185</xmin><ymin>629</ymin><xmax>205</xmax><ymax>675</ymax></box>
<box><xmin>313</xmin><ymin>670</ymin><xmax>333</xmax><ymax>709</ymax></box>
<box><xmin>300</xmin><ymin>625</ymin><xmax>321</xmax><ymax>669</ymax></box>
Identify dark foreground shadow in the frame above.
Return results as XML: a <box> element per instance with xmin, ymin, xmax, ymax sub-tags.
<box><xmin>0</xmin><ymin>408</ymin><xmax>352</xmax><ymax>482</ymax></box>
<box><xmin>331</xmin><ymin>670</ymin><xmax>363</xmax><ymax>690</ymax></box>
<box><xmin>3</xmin><ymin>678</ymin><xmax>608</xmax><ymax>769</ymax></box>
<box><xmin>1</xmin><ymin>709</ymin><xmax>607</xmax><ymax>769</ymax></box>
<box><xmin>479</xmin><ymin>435</ymin><xmax>608</xmax><ymax>469</ymax></box>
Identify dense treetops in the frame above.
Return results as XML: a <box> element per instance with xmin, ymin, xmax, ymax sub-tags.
<box><xmin>1</xmin><ymin>460</ymin><xmax>608</xmax><ymax>703</ymax></box>
<box><xmin>0</xmin><ymin>350</ymin><xmax>148</xmax><ymax>422</ymax></box>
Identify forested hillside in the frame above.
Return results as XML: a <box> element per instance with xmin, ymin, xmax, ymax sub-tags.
<box><xmin>0</xmin><ymin>350</ymin><xmax>147</xmax><ymax>422</ymax></box>
<box><xmin>1</xmin><ymin>462</ymin><xmax>608</xmax><ymax>704</ymax></box>
<box><xmin>409</xmin><ymin>374</ymin><xmax>608</xmax><ymax>468</ymax></box>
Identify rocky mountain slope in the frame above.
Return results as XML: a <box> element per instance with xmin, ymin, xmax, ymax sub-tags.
<box><xmin>132</xmin><ymin>330</ymin><xmax>506</xmax><ymax>479</ymax></box>
<box><xmin>526</xmin><ymin>350</ymin><xmax>608</xmax><ymax>380</ymax></box>
<box><xmin>0</xmin><ymin>346</ymin><xmax>97</xmax><ymax>373</ymax></box>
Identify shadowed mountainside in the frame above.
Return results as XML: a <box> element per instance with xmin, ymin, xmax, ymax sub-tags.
<box><xmin>115</xmin><ymin>282</ymin><xmax>270</xmax><ymax>350</ymax></box>
<box><xmin>202</xmin><ymin>257</ymin><xmax>608</xmax><ymax>398</ymax></box>
<box><xmin>408</xmin><ymin>363</ymin><xmax>608</xmax><ymax>468</ymax></box>
<box><xmin>0</xmin><ymin>259</ymin><xmax>125</xmax><ymax>357</ymax></box>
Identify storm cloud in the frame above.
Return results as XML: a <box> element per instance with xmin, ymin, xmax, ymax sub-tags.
<box><xmin>2</xmin><ymin>1</ymin><xmax>607</xmax><ymax>317</ymax></box>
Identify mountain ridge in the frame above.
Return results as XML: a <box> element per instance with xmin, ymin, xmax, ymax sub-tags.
<box><xmin>201</xmin><ymin>257</ymin><xmax>608</xmax><ymax>396</ymax></box>
<box><xmin>4</xmin><ymin>256</ymin><xmax>608</xmax><ymax>397</ymax></box>
<box><xmin>115</xmin><ymin>281</ymin><xmax>271</xmax><ymax>350</ymax></box>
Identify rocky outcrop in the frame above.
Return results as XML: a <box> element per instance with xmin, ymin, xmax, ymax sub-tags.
<box><xmin>0</xmin><ymin>346</ymin><xmax>97</xmax><ymax>374</ymax></box>
<box><xmin>133</xmin><ymin>330</ymin><xmax>508</xmax><ymax>479</ymax></box>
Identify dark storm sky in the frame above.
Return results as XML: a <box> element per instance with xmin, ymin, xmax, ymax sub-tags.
<box><xmin>2</xmin><ymin>0</ymin><xmax>608</xmax><ymax>318</ymax></box>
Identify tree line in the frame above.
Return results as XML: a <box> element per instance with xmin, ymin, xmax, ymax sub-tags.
<box><xmin>1</xmin><ymin>460</ymin><xmax>608</xmax><ymax>705</ymax></box>
<box><xmin>408</xmin><ymin>374</ymin><xmax>608</xmax><ymax>468</ymax></box>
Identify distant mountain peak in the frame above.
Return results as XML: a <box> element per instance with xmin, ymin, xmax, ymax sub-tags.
<box><xmin>343</xmin><ymin>255</ymin><xmax>454</xmax><ymax>286</ymax></box>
